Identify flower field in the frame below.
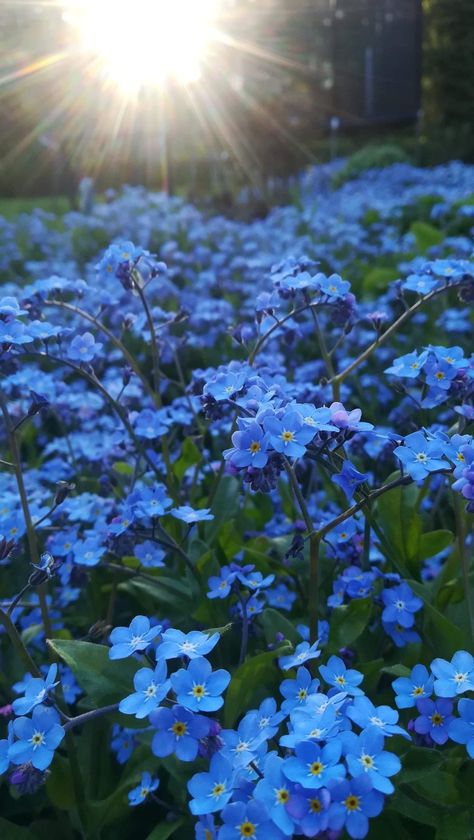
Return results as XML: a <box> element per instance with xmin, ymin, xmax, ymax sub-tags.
<box><xmin>0</xmin><ymin>159</ymin><xmax>473</xmax><ymax>839</ymax></box>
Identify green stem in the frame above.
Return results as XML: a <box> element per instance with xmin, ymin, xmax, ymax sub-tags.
<box><xmin>453</xmin><ymin>492</ymin><xmax>474</xmax><ymax>644</ymax></box>
<box><xmin>283</xmin><ymin>459</ymin><xmax>320</xmax><ymax>643</ymax></box>
<box><xmin>0</xmin><ymin>606</ymin><xmax>41</xmax><ymax>675</ymax></box>
<box><xmin>330</xmin><ymin>283</ymin><xmax>455</xmax><ymax>388</ymax></box>
<box><xmin>0</xmin><ymin>392</ymin><xmax>52</xmax><ymax>638</ymax></box>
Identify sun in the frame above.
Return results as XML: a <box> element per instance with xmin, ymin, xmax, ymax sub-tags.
<box><xmin>63</xmin><ymin>0</ymin><xmax>219</xmax><ymax>94</ymax></box>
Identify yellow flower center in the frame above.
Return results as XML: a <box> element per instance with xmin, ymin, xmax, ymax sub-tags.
<box><xmin>345</xmin><ymin>795</ymin><xmax>361</xmax><ymax>812</ymax></box>
<box><xmin>309</xmin><ymin>760</ymin><xmax>325</xmax><ymax>776</ymax></box>
<box><xmin>360</xmin><ymin>753</ymin><xmax>375</xmax><ymax>769</ymax></box>
<box><xmin>275</xmin><ymin>787</ymin><xmax>289</xmax><ymax>804</ymax></box>
<box><xmin>211</xmin><ymin>782</ymin><xmax>226</xmax><ymax>799</ymax></box>
<box><xmin>239</xmin><ymin>823</ymin><xmax>256</xmax><ymax>838</ymax></box>
<box><xmin>281</xmin><ymin>430</ymin><xmax>294</xmax><ymax>442</ymax></box>
<box><xmin>31</xmin><ymin>731</ymin><xmax>45</xmax><ymax>747</ymax></box>
<box><xmin>140</xmin><ymin>786</ymin><xmax>149</xmax><ymax>798</ymax></box>
<box><xmin>249</xmin><ymin>441</ymin><xmax>261</xmax><ymax>454</ymax></box>
<box><xmin>171</xmin><ymin>721</ymin><xmax>187</xmax><ymax>737</ymax></box>
<box><xmin>412</xmin><ymin>686</ymin><xmax>424</xmax><ymax>696</ymax></box>
<box><xmin>309</xmin><ymin>797</ymin><xmax>322</xmax><ymax>813</ymax></box>
<box><xmin>431</xmin><ymin>713</ymin><xmax>443</xmax><ymax>726</ymax></box>
<box><xmin>297</xmin><ymin>688</ymin><xmax>307</xmax><ymax>701</ymax></box>
<box><xmin>335</xmin><ymin>675</ymin><xmax>346</xmax><ymax>686</ymax></box>
<box><xmin>191</xmin><ymin>683</ymin><xmax>206</xmax><ymax>698</ymax></box>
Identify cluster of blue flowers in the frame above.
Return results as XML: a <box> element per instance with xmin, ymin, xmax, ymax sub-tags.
<box><xmin>0</xmin><ymin>159</ymin><xmax>473</xmax><ymax>837</ymax></box>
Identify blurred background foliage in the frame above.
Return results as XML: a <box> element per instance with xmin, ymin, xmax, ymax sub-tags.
<box><xmin>0</xmin><ymin>0</ymin><xmax>473</xmax><ymax>202</ymax></box>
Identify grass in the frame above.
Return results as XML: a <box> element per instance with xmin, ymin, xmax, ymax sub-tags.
<box><xmin>0</xmin><ymin>196</ymin><xmax>71</xmax><ymax>220</ymax></box>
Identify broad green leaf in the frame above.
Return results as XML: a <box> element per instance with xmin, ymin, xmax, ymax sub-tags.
<box><xmin>261</xmin><ymin>608</ymin><xmax>301</xmax><ymax>647</ymax></box>
<box><xmin>327</xmin><ymin>597</ymin><xmax>372</xmax><ymax>652</ymax></box>
<box><xmin>205</xmin><ymin>476</ymin><xmax>240</xmax><ymax>540</ymax></box>
<box><xmin>409</xmin><ymin>221</ymin><xmax>444</xmax><ymax>253</ymax></box>
<box><xmin>45</xmin><ymin>756</ymin><xmax>75</xmax><ymax>809</ymax></box>
<box><xmin>0</xmin><ymin>820</ymin><xmax>34</xmax><ymax>839</ymax></box>
<box><xmin>381</xmin><ymin>664</ymin><xmax>411</xmax><ymax>678</ymax></box>
<box><xmin>112</xmin><ymin>461</ymin><xmax>134</xmax><ymax>476</ymax></box>
<box><xmin>172</xmin><ymin>439</ymin><xmax>201</xmax><ymax>482</ymax></box>
<box><xmin>224</xmin><ymin>644</ymin><xmax>291</xmax><ymax>727</ymax></box>
<box><xmin>435</xmin><ymin>812</ymin><xmax>473</xmax><ymax>840</ymax></box>
<box><xmin>376</xmin><ymin>481</ymin><xmax>421</xmax><ymax>573</ymax></box>
<box><xmin>413</xmin><ymin>771</ymin><xmax>462</xmax><ymax>807</ymax></box>
<box><xmin>408</xmin><ymin>580</ymin><xmax>466</xmax><ymax>656</ymax></box>
<box><xmin>418</xmin><ymin>530</ymin><xmax>454</xmax><ymax>563</ymax></box>
<box><xmin>47</xmin><ymin>639</ymin><xmax>138</xmax><ymax>706</ymax></box>
<box><xmin>388</xmin><ymin>791</ymin><xmax>438</xmax><ymax>827</ymax></box>
<box><xmin>398</xmin><ymin>746</ymin><xmax>443</xmax><ymax>783</ymax></box>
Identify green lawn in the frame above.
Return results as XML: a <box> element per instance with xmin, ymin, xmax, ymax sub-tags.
<box><xmin>0</xmin><ymin>196</ymin><xmax>71</xmax><ymax>219</ymax></box>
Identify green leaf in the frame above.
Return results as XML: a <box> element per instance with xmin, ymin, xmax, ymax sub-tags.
<box><xmin>112</xmin><ymin>461</ymin><xmax>134</xmax><ymax>476</ymax></box>
<box><xmin>261</xmin><ymin>608</ymin><xmax>301</xmax><ymax>647</ymax></box>
<box><xmin>388</xmin><ymin>791</ymin><xmax>438</xmax><ymax>827</ymax></box>
<box><xmin>381</xmin><ymin>664</ymin><xmax>411</xmax><ymax>678</ymax></box>
<box><xmin>363</xmin><ymin>266</ymin><xmax>399</xmax><ymax>295</ymax></box>
<box><xmin>418</xmin><ymin>530</ymin><xmax>454</xmax><ymax>563</ymax></box>
<box><xmin>118</xmin><ymin>573</ymin><xmax>197</xmax><ymax>615</ymax></box>
<box><xmin>145</xmin><ymin>819</ymin><xmax>186</xmax><ymax>840</ymax></box>
<box><xmin>376</xmin><ymin>480</ymin><xmax>421</xmax><ymax>574</ymax></box>
<box><xmin>206</xmin><ymin>476</ymin><xmax>240</xmax><ymax>540</ymax></box>
<box><xmin>224</xmin><ymin>644</ymin><xmax>291</xmax><ymax>727</ymax></box>
<box><xmin>409</xmin><ymin>221</ymin><xmax>444</xmax><ymax>254</ymax></box>
<box><xmin>47</xmin><ymin>639</ymin><xmax>138</xmax><ymax>706</ymax></box>
<box><xmin>45</xmin><ymin>755</ymin><xmax>75</xmax><ymax>809</ymax></box>
<box><xmin>172</xmin><ymin>439</ymin><xmax>201</xmax><ymax>482</ymax></box>
<box><xmin>435</xmin><ymin>811</ymin><xmax>473</xmax><ymax>840</ymax></box>
<box><xmin>408</xmin><ymin>580</ymin><xmax>466</xmax><ymax>656</ymax></box>
<box><xmin>0</xmin><ymin>820</ymin><xmax>35</xmax><ymax>839</ymax></box>
<box><xmin>327</xmin><ymin>597</ymin><xmax>372</xmax><ymax>652</ymax></box>
<box><xmin>398</xmin><ymin>747</ymin><xmax>444</xmax><ymax>783</ymax></box>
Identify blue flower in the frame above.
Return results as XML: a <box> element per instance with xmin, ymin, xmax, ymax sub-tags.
<box><xmin>413</xmin><ymin>697</ymin><xmax>454</xmax><ymax>745</ymax></box>
<box><xmin>345</xmin><ymin>696</ymin><xmax>409</xmax><ymax>739</ymax></box>
<box><xmin>218</xmin><ymin>799</ymin><xmax>284</xmax><ymax>840</ymax></box>
<box><xmin>279</xmin><ymin>641</ymin><xmax>321</xmax><ymax>671</ymax></box>
<box><xmin>8</xmin><ymin>705</ymin><xmax>64</xmax><ymax>771</ymax></box>
<box><xmin>171</xmin><ymin>656</ymin><xmax>230</xmax><ymax>712</ymax></box>
<box><xmin>431</xmin><ymin>650</ymin><xmax>474</xmax><ymax>697</ymax></box>
<box><xmin>327</xmin><ymin>775</ymin><xmax>384</xmax><ymax>839</ymax></box>
<box><xmin>171</xmin><ymin>505</ymin><xmax>214</xmax><ymax>523</ymax></box>
<box><xmin>393</xmin><ymin>431</ymin><xmax>448</xmax><ymax>480</ymax></box>
<box><xmin>111</xmin><ymin>725</ymin><xmax>136</xmax><ymax>764</ymax></box>
<box><xmin>73</xmin><ymin>538</ymin><xmax>106</xmax><ymax>567</ymax></box>
<box><xmin>254</xmin><ymin>753</ymin><xmax>299</xmax><ymax>835</ymax></box>
<box><xmin>384</xmin><ymin>350</ymin><xmax>429</xmax><ymax>378</ymax></box>
<box><xmin>282</xmin><ymin>739</ymin><xmax>345</xmax><ymax>789</ymax></box>
<box><xmin>235</xmin><ymin>569</ymin><xmax>275</xmax><ymax>591</ymax></box>
<box><xmin>0</xmin><ymin>722</ymin><xmax>13</xmax><ymax>774</ymax></box>
<box><xmin>264</xmin><ymin>410</ymin><xmax>316</xmax><ymax>458</ymax></box>
<box><xmin>109</xmin><ymin>615</ymin><xmax>162</xmax><ymax>660</ymax></box>
<box><xmin>134</xmin><ymin>540</ymin><xmax>165</xmax><ymax>568</ymax></box>
<box><xmin>343</xmin><ymin>729</ymin><xmax>401</xmax><ymax>794</ymax></box>
<box><xmin>280</xmin><ymin>666</ymin><xmax>320</xmax><ymax>713</ymax></box>
<box><xmin>118</xmin><ymin>660</ymin><xmax>169</xmax><ymax>719</ymax></box>
<box><xmin>266</xmin><ymin>582</ymin><xmax>296</xmax><ymax>611</ymax></box>
<box><xmin>286</xmin><ymin>786</ymin><xmax>331</xmax><ymax>837</ymax></box>
<box><xmin>150</xmin><ymin>705</ymin><xmax>210</xmax><ymax>761</ymax></box>
<box><xmin>204</xmin><ymin>370</ymin><xmax>248</xmax><ymax>401</ymax></box>
<box><xmin>67</xmin><ymin>332</ymin><xmax>103</xmax><ymax>363</ymax></box>
<box><xmin>319</xmin><ymin>656</ymin><xmax>364</xmax><ymax>696</ymax></box>
<box><xmin>332</xmin><ymin>461</ymin><xmax>370</xmax><ymax>501</ymax></box>
<box><xmin>381</xmin><ymin>582</ymin><xmax>422</xmax><ymax>629</ymax></box>
<box><xmin>158</xmin><ymin>629</ymin><xmax>220</xmax><ymax>660</ymax></box>
<box><xmin>223</xmin><ymin>420</ymin><xmax>270</xmax><ymax>469</ymax></box>
<box><xmin>12</xmin><ymin>664</ymin><xmax>58</xmax><ymax>716</ymax></box>
<box><xmin>392</xmin><ymin>664</ymin><xmax>433</xmax><ymax>708</ymax></box>
<box><xmin>207</xmin><ymin>566</ymin><xmax>237</xmax><ymax>599</ymax></box>
<box><xmin>448</xmin><ymin>698</ymin><xmax>474</xmax><ymax>758</ymax></box>
<box><xmin>128</xmin><ymin>771</ymin><xmax>159</xmax><ymax>807</ymax></box>
<box><xmin>318</xmin><ymin>273</ymin><xmax>351</xmax><ymax>300</ymax></box>
<box><xmin>382</xmin><ymin>620</ymin><xmax>421</xmax><ymax>648</ymax></box>
<box><xmin>134</xmin><ymin>408</ymin><xmax>169</xmax><ymax>439</ymax></box>
<box><xmin>188</xmin><ymin>752</ymin><xmax>235</xmax><ymax>815</ymax></box>
<box><xmin>131</xmin><ymin>485</ymin><xmax>173</xmax><ymax>519</ymax></box>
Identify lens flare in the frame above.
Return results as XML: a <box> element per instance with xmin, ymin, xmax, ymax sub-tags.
<box><xmin>63</xmin><ymin>0</ymin><xmax>218</xmax><ymax>93</ymax></box>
